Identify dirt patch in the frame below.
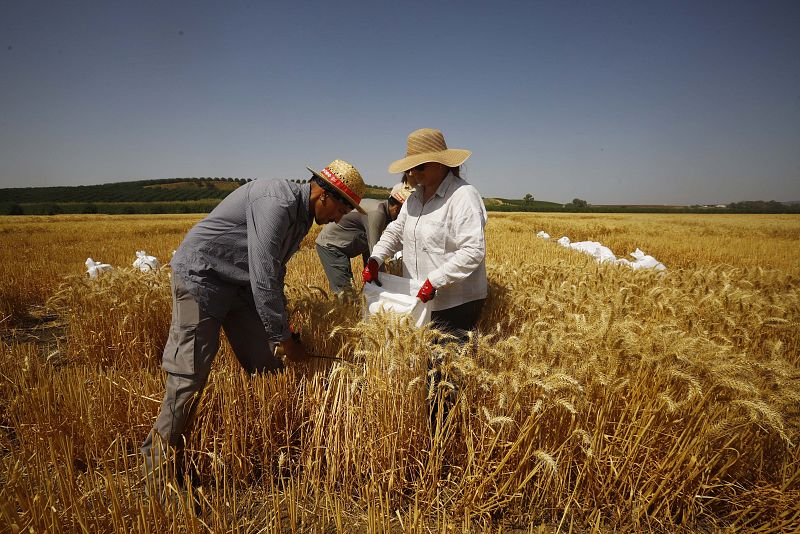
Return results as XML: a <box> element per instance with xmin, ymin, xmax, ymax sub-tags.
<box><xmin>0</xmin><ymin>306</ymin><xmax>67</xmax><ymax>364</ymax></box>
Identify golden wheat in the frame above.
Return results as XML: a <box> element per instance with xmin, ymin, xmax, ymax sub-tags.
<box><xmin>0</xmin><ymin>212</ymin><xmax>798</xmax><ymax>532</ymax></box>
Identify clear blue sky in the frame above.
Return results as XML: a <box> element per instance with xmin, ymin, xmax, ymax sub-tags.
<box><xmin>1</xmin><ymin>1</ymin><xmax>798</xmax><ymax>205</ymax></box>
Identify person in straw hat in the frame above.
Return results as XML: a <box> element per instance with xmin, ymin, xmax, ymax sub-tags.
<box><xmin>141</xmin><ymin>159</ymin><xmax>366</xmax><ymax>503</ymax></box>
<box><xmin>316</xmin><ymin>179</ymin><xmax>415</xmax><ymax>297</ymax></box>
<box><xmin>363</xmin><ymin>128</ymin><xmax>488</xmax><ymax>432</ymax></box>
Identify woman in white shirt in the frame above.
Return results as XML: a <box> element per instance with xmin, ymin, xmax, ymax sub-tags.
<box><xmin>363</xmin><ymin>128</ymin><xmax>488</xmax><ymax>430</ymax></box>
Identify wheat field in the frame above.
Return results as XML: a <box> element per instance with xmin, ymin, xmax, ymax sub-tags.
<box><xmin>1</xmin><ymin>212</ymin><xmax>798</xmax><ymax>532</ymax></box>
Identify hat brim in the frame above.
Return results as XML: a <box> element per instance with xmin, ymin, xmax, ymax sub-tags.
<box><xmin>307</xmin><ymin>166</ymin><xmax>367</xmax><ymax>214</ymax></box>
<box><xmin>388</xmin><ymin>149</ymin><xmax>472</xmax><ymax>174</ymax></box>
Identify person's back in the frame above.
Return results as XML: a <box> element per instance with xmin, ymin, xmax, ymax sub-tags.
<box><xmin>316</xmin><ymin>183</ymin><xmax>413</xmax><ymax>294</ymax></box>
<box><xmin>315</xmin><ymin>209</ymin><xmax>369</xmax><ymax>259</ymax></box>
<box><xmin>171</xmin><ymin>179</ymin><xmax>311</xmax><ymax>320</ymax></box>
<box><xmin>142</xmin><ymin>160</ymin><xmax>367</xmax><ymax>507</ymax></box>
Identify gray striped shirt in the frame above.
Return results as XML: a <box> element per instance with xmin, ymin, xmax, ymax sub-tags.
<box><xmin>171</xmin><ymin>180</ymin><xmax>312</xmax><ymax>342</ymax></box>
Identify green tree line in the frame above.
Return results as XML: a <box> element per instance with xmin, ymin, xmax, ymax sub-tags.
<box><xmin>0</xmin><ymin>177</ymin><xmax>252</xmax><ymax>204</ymax></box>
<box><xmin>2</xmin><ymin>178</ymin><xmax>798</xmax><ymax>215</ymax></box>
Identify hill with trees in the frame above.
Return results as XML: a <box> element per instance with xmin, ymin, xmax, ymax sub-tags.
<box><xmin>1</xmin><ymin>178</ymin><xmax>798</xmax><ymax>215</ymax></box>
<box><xmin>0</xmin><ymin>177</ymin><xmax>392</xmax><ymax>215</ymax></box>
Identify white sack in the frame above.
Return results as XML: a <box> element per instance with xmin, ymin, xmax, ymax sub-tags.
<box><xmin>133</xmin><ymin>250</ymin><xmax>160</xmax><ymax>272</ymax></box>
<box><xmin>363</xmin><ymin>272</ymin><xmax>431</xmax><ymax>328</ymax></box>
<box><xmin>569</xmin><ymin>241</ymin><xmax>618</xmax><ymax>264</ymax></box>
<box><xmin>555</xmin><ymin>235</ymin><xmax>667</xmax><ymax>271</ymax></box>
<box><xmin>558</xmin><ymin>238</ymin><xmax>618</xmax><ymax>263</ymax></box>
<box><xmin>85</xmin><ymin>258</ymin><xmax>112</xmax><ymax>278</ymax></box>
<box><xmin>536</xmin><ymin>231</ymin><xmax>550</xmax><ymax>239</ymax></box>
<box><xmin>617</xmin><ymin>248</ymin><xmax>666</xmax><ymax>271</ymax></box>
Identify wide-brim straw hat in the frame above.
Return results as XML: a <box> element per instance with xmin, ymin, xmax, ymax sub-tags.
<box><xmin>390</xmin><ymin>182</ymin><xmax>415</xmax><ymax>203</ymax></box>
<box><xmin>307</xmin><ymin>159</ymin><xmax>367</xmax><ymax>214</ymax></box>
<box><xmin>388</xmin><ymin>128</ymin><xmax>472</xmax><ymax>174</ymax></box>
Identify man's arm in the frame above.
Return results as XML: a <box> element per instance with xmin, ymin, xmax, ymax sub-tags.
<box><xmin>246</xmin><ymin>194</ymin><xmax>295</xmax><ymax>342</ymax></box>
<box><xmin>370</xmin><ymin>203</ymin><xmax>406</xmax><ymax>263</ymax></box>
<box><xmin>366</xmin><ymin>204</ymin><xmax>390</xmax><ymax>254</ymax></box>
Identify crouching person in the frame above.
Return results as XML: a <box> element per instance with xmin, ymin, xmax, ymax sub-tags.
<box><xmin>315</xmin><ymin>180</ymin><xmax>414</xmax><ymax>299</ymax></box>
<box><xmin>141</xmin><ymin>160</ymin><xmax>367</xmax><ymax>504</ymax></box>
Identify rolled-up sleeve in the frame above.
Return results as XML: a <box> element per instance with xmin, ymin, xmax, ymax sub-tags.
<box><xmin>246</xmin><ymin>195</ymin><xmax>293</xmax><ymax>341</ymax></box>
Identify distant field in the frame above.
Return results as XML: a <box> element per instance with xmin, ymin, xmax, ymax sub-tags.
<box><xmin>0</xmin><ymin>178</ymin><xmax>393</xmax><ymax>215</ymax></box>
<box><xmin>2</xmin><ymin>178</ymin><xmax>798</xmax><ymax>215</ymax></box>
<box><xmin>484</xmin><ymin>197</ymin><xmax>563</xmax><ymax>210</ymax></box>
<box><xmin>1</xmin><ymin>213</ymin><xmax>798</xmax><ymax>531</ymax></box>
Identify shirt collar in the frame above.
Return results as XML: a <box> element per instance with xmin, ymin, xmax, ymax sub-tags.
<box><xmin>408</xmin><ymin>171</ymin><xmax>457</xmax><ymax>204</ymax></box>
<box><xmin>432</xmin><ymin>171</ymin><xmax>456</xmax><ymax>199</ymax></box>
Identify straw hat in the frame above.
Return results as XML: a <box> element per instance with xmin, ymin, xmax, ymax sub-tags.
<box><xmin>388</xmin><ymin>128</ymin><xmax>472</xmax><ymax>174</ymax></box>
<box><xmin>307</xmin><ymin>159</ymin><xmax>367</xmax><ymax>214</ymax></box>
<box><xmin>390</xmin><ymin>182</ymin><xmax>415</xmax><ymax>203</ymax></box>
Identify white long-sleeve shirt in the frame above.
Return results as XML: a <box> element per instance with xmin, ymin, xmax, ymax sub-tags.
<box><xmin>371</xmin><ymin>172</ymin><xmax>487</xmax><ymax>311</ymax></box>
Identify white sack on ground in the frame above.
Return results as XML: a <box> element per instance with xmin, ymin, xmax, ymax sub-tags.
<box><xmin>133</xmin><ymin>250</ymin><xmax>160</xmax><ymax>272</ymax></box>
<box><xmin>553</xmin><ymin>235</ymin><xmax>667</xmax><ymax>271</ymax></box>
<box><xmin>562</xmin><ymin>239</ymin><xmax>618</xmax><ymax>264</ymax></box>
<box><xmin>363</xmin><ymin>272</ymin><xmax>431</xmax><ymax>328</ymax></box>
<box><xmin>536</xmin><ymin>231</ymin><xmax>550</xmax><ymax>239</ymax></box>
<box><xmin>85</xmin><ymin>258</ymin><xmax>112</xmax><ymax>278</ymax></box>
<box><xmin>616</xmin><ymin>248</ymin><xmax>667</xmax><ymax>271</ymax></box>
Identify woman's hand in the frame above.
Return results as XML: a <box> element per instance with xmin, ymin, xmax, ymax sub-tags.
<box><xmin>417</xmin><ymin>279</ymin><xmax>436</xmax><ymax>302</ymax></box>
<box><xmin>362</xmin><ymin>257</ymin><xmax>382</xmax><ymax>286</ymax></box>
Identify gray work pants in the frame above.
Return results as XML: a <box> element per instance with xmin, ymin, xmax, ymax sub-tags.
<box><xmin>315</xmin><ymin>243</ymin><xmax>356</xmax><ymax>294</ymax></box>
<box><xmin>141</xmin><ymin>275</ymin><xmax>282</xmax><ymax>486</ymax></box>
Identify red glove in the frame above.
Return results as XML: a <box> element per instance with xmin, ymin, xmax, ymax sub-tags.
<box><xmin>417</xmin><ymin>279</ymin><xmax>436</xmax><ymax>302</ymax></box>
<box><xmin>362</xmin><ymin>258</ymin><xmax>382</xmax><ymax>286</ymax></box>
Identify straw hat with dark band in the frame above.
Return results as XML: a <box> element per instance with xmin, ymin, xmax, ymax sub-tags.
<box><xmin>388</xmin><ymin>128</ymin><xmax>472</xmax><ymax>174</ymax></box>
<box><xmin>307</xmin><ymin>159</ymin><xmax>367</xmax><ymax>214</ymax></box>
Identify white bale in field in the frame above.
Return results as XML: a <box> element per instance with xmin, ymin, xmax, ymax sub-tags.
<box><xmin>617</xmin><ymin>248</ymin><xmax>667</xmax><ymax>271</ymax></box>
<box><xmin>363</xmin><ymin>272</ymin><xmax>431</xmax><ymax>328</ymax></box>
<box><xmin>85</xmin><ymin>258</ymin><xmax>112</xmax><ymax>278</ymax></box>
<box><xmin>536</xmin><ymin>231</ymin><xmax>550</xmax><ymax>239</ymax></box>
<box><xmin>555</xmin><ymin>234</ymin><xmax>667</xmax><ymax>271</ymax></box>
<box><xmin>558</xmin><ymin>238</ymin><xmax>618</xmax><ymax>264</ymax></box>
<box><xmin>133</xmin><ymin>250</ymin><xmax>160</xmax><ymax>272</ymax></box>
<box><xmin>573</xmin><ymin>241</ymin><xmax>618</xmax><ymax>264</ymax></box>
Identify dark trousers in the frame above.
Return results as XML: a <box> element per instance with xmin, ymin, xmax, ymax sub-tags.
<box><xmin>428</xmin><ymin>298</ymin><xmax>485</xmax><ymax>433</ymax></box>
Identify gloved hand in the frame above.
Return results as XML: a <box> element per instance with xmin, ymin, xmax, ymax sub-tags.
<box><xmin>280</xmin><ymin>334</ymin><xmax>309</xmax><ymax>364</ymax></box>
<box><xmin>362</xmin><ymin>257</ymin><xmax>382</xmax><ymax>286</ymax></box>
<box><xmin>417</xmin><ymin>279</ymin><xmax>436</xmax><ymax>303</ymax></box>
